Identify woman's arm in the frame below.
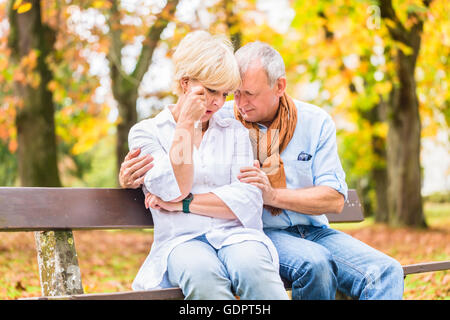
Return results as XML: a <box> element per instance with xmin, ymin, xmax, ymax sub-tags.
<box><xmin>169</xmin><ymin>120</ymin><xmax>195</xmax><ymax>200</ymax></box>
<box><xmin>189</xmin><ymin>193</ymin><xmax>237</xmax><ymax>219</ymax></box>
<box><xmin>145</xmin><ymin>123</ymin><xmax>262</xmax><ymax>226</ymax></box>
<box><xmin>144</xmin><ymin>124</ymin><xmax>260</xmax><ymax>222</ymax></box>
<box><xmin>168</xmin><ymin>85</ymin><xmax>208</xmax><ymax>200</ymax></box>
<box><xmin>128</xmin><ymin>121</ymin><xmax>183</xmax><ymax>202</ymax></box>
<box><xmin>145</xmin><ymin>192</ymin><xmax>237</xmax><ymax>220</ymax></box>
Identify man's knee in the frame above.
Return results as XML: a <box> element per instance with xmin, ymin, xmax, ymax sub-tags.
<box><xmin>375</xmin><ymin>259</ymin><xmax>404</xmax><ymax>291</ymax></box>
<box><xmin>357</xmin><ymin>257</ymin><xmax>404</xmax><ymax>300</ymax></box>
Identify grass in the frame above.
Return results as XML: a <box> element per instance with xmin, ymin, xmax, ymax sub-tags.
<box><xmin>0</xmin><ymin>202</ymin><xmax>448</xmax><ymax>300</ymax></box>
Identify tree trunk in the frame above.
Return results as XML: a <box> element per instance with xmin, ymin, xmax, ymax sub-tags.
<box><xmin>35</xmin><ymin>230</ymin><xmax>83</xmax><ymax>296</ymax></box>
<box><xmin>8</xmin><ymin>0</ymin><xmax>61</xmax><ymax>187</ymax></box>
<box><xmin>387</xmin><ymin>49</ymin><xmax>426</xmax><ymax>227</ymax></box>
<box><xmin>379</xmin><ymin>0</ymin><xmax>429</xmax><ymax>227</ymax></box>
<box><xmin>114</xmin><ymin>87</ymin><xmax>138</xmax><ymax>174</ymax></box>
<box><xmin>369</xmin><ymin>100</ymin><xmax>389</xmax><ymax>223</ymax></box>
<box><xmin>372</xmin><ymin>166</ymin><xmax>389</xmax><ymax>222</ymax></box>
<box><xmin>107</xmin><ymin>0</ymin><xmax>179</xmax><ymax>175</ymax></box>
<box><xmin>8</xmin><ymin>0</ymin><xmax>83</xmax><ymax>297</ymax></box>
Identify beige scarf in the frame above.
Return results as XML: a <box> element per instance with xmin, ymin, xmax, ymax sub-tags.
<box><xmin>234</xmin><ymin>93</ymin><xmax>297</xmax><ymax>215</ymax></box>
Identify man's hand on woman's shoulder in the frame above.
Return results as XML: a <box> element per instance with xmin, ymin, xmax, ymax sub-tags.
<box><xmin>119</xmin><ymin>148</ymin><xmax>154</xmax><ymax>189</ymax></box>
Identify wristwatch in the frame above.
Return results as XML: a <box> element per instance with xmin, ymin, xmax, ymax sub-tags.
<box><xmin>182</xmin><ymin>193</ymin><xmax>194</xmax><ymax>214</ymax></box>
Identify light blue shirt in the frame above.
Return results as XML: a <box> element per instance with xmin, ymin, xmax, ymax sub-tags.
<box><xmin>216</xmin><ymin>99</ymin><xmax>348</xmax><ymax>229</ymax></box>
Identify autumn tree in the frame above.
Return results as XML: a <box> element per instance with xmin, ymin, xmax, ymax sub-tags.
<box><xmin>106</xmin><ymin>0</ymin><xmax>179</xmax><ymax>172</ymax></box>
<box><xmin>6</xmin><ymin>0</ymin><xmax>84</xmax><ymax>296</ymax></box>
<box><xmin>257</xmin><ymin>0</ymin><xmax>448</xmax><ymax>227</ymax></box>
<box><xmin>7</xmin><ymin>0</ymin><xmax>61</xmax><ymax>187</ymax></box>
<box><xmin>378</xmin><ymin>0</ymin><xmax>433</xmax><ymax>227</ymax></box>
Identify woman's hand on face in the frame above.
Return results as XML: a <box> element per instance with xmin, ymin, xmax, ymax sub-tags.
<box><xmin>178</xmin><ymin>84</ymin><xmax>207</xmax><ymax>124</ymax></box>
<box><xmin>145</xmin><ymin>193</ymin><xmax>182</xmax><ymax>212</ymax></box>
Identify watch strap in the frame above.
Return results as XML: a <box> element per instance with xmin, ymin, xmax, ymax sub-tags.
<box><xmin>182</xmin><ymin>193</ymin><xmax>193</xmax><ymax>213</ymax></box>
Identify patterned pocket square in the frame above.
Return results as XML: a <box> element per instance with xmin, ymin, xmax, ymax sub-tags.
<box><xmin>297</xmin><ymin>151</ymin><xmax>312</xmax><ymax>161</ymax></box>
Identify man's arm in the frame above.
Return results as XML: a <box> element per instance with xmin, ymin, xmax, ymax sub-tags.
<box><xmin>238</xmin><ymin>164</ymin><xmax>344</xmax><ymax>215</ymax></box>
<box><xmin>269</xmin><ymin>186</ymin><xmax>345</xmax><ymax>215</ymax></box>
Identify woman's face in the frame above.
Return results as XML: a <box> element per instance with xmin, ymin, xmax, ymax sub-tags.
<box><xmin>186</xmin><ymin>79</ymin><xmax>229</xmax><ymax>123</ymax></box>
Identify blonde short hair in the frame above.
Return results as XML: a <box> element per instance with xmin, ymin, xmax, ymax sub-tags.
<box><xmin>172</xmin><ymin>31</ymin><xmax>241</xmax><ymax>95</ymax></box>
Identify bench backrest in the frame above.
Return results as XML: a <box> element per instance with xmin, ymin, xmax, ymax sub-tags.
<box><xmin>0</xmin><ymin>187</ymin><xmax>363</xmax><ymax>231</ymax></box>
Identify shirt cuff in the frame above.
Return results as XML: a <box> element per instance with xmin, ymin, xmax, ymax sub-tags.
<box><xmin>211</xmin><ymin>182</ymin><xmax>263</xmax><ymax>229</ymax></box>
<box><xmin>315</xmin><ymin>173</ymin><xmax>348</xmax><ymax>201</ymax></box>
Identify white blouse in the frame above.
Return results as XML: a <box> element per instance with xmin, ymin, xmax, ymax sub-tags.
<box><xmin>128</xmin><ymin>106</ymin><xmax>279</xmax><ymax>290</ymax></box>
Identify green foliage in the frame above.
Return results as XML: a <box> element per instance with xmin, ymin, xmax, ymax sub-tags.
<box><xmin>0</xmin><ymin>140</ymin><xmax>17</xmax><ymax>186</ymax></box>
<box><xmin>59</xmin><ymin>133</ymin><xmax>118</xmax><ymax>188</ymax></box>
<box><xmin>424</xmin><ymin>192</ymin><xmax>450</xmax><ymax>204</ymax></box>
<box><xmin>79</xmin><ymin>134</ymin><xmax>117</xmax><ymax>187</ymax></box>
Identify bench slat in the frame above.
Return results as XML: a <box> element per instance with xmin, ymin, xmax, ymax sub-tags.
<box><xmin>23</xmin><ymin>288</ymin><xmax>184</xmax><ymax>300</ymax></box>
<box><xmin>402</xmin><ymin>261</ymin><xmax>450</xmax><ymax>275</ymax></box>
<box><xmin>26</xmin><ymin>260</ymin><xmax>450</xmax><ymax>300</ymax></box>
<box><xmin>0</xmin><ymin>187</ymin><xmax>152</xmax><ymax>231</ymax></box>
<box><xmin>0</xmin><ymin>188</ymin><xmax>363</xmax><ymax>231</ymax></box>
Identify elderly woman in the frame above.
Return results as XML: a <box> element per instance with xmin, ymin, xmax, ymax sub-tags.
<box><xmin>128</xmin><ymin>31</ymin><xmax>288</xmax><ymax>300</ymax></box>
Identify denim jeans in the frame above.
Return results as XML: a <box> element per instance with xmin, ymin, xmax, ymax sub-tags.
<box><xmin>167</xmin><ymin>234</ymin><xmax>289</xmax><ymax>300</ymax></box>
<box><xmin>265</xmin><ymin>225</ymin><xmax>404</xmax><ymax>300</ymax></box>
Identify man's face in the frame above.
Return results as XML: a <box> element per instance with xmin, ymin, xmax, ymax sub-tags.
<box><xmin>234</xmin><ymin>62</ymin><xmax>280</xmax><ymax>124</ymax></box>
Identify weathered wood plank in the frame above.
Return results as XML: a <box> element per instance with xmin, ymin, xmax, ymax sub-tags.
<box><xmin>22</xmin><ymin>288</ymin><xmax>184</xmax><ymax>300</ymax></box>
<box><xmin>0</xmin><ymin>188</ymin><xmax>152</xmax><ymax>231</ymax></box>
<box><xmin>402</xmin><ymin>261</ymin><xmax>450</xmax><ymax>275</ymax></box>
<box><xmin>0</xmin><ymin>188</ymin><xmax>363</xmax><ymax>231</ymax></box>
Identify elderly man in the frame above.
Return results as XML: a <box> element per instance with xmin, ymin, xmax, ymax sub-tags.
<box><xmin>119</xmin><ymin>41</ymin><xmax>404</xmax><ymax>300</ymax></box>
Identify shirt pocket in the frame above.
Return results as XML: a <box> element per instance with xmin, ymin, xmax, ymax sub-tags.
<box><xmin>283</xmin><ymin>160</ymin><xmax>313</xmax><ymax>188</ymax></box>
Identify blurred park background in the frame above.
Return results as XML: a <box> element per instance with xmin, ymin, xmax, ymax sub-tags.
<box><xmin>0</xmin><ymin>0</ymin><xmax>448</xmax><ymax>299</ymax></box>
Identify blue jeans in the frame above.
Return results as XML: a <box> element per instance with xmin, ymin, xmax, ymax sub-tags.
<box><xmin>167</xmin><ymin>234</ymin><xmax>289</xmax><ymax>300</ymax></box>
<box><xmin>265</xmin><ymin>225</ymin><xmax>404</xmax><ymax>300</ymax></box>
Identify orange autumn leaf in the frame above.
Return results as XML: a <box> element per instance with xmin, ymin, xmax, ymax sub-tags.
<box><xmin>12</xmin><ymin>0</ymin><xmax>22</xmax><ymax>10</ymax></box>
<box><xmin>8</xmin><ymin>139</ymin><xmax>17</xmax><ymax>153</ymax></box>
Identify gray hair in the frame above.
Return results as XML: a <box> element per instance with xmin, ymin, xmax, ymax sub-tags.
<box><xmin>235</xmin><ymin>41</ymin><xmax>286</xmax><ymax>87</ymax></box>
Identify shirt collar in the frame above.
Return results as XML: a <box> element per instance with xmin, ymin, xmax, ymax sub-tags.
<box><xmin>154</xmin><ymin>105</ymin><xmax>176</xmax><ymax>127</ymax></box>
<box><xmin>210</xmin><ymin>112</ymin><xmax>233</xmax><ymax>128</ymax></box>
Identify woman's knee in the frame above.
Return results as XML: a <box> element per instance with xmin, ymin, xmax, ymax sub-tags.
<box><xmin>168</xmin><ymin>242</ymin><xmax>234</xmax><ymax>299</ymax></box>
<box><xmin>293</xmin><ymin>248</ymin><xmax>337</xmax><ymax>286</ymax></box>
<box><xmin>221</xmin><ymin>241</ymin><xmax>288</xmax><ymax>299</ymax></box>
<box><xmin>169</xmin><ymin>244</ymin><xmax>225</xmax><ymax>282</ymax></box>
<box><xmin>223</xmin><ymin>241</ymin><xmax>277</xmax><ymax>277</ymax></box>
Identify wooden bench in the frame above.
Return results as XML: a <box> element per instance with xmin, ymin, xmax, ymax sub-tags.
<box><xmin>0</xmin><ymin>187</ymin><xmax>448</xmax><ymax>300</ymax></box>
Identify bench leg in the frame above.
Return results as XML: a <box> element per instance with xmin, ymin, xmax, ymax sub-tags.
<box><xmin>34</xmin><ymin>230</ymin><xmax>84</xmax><ymax>296</ymax></box>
